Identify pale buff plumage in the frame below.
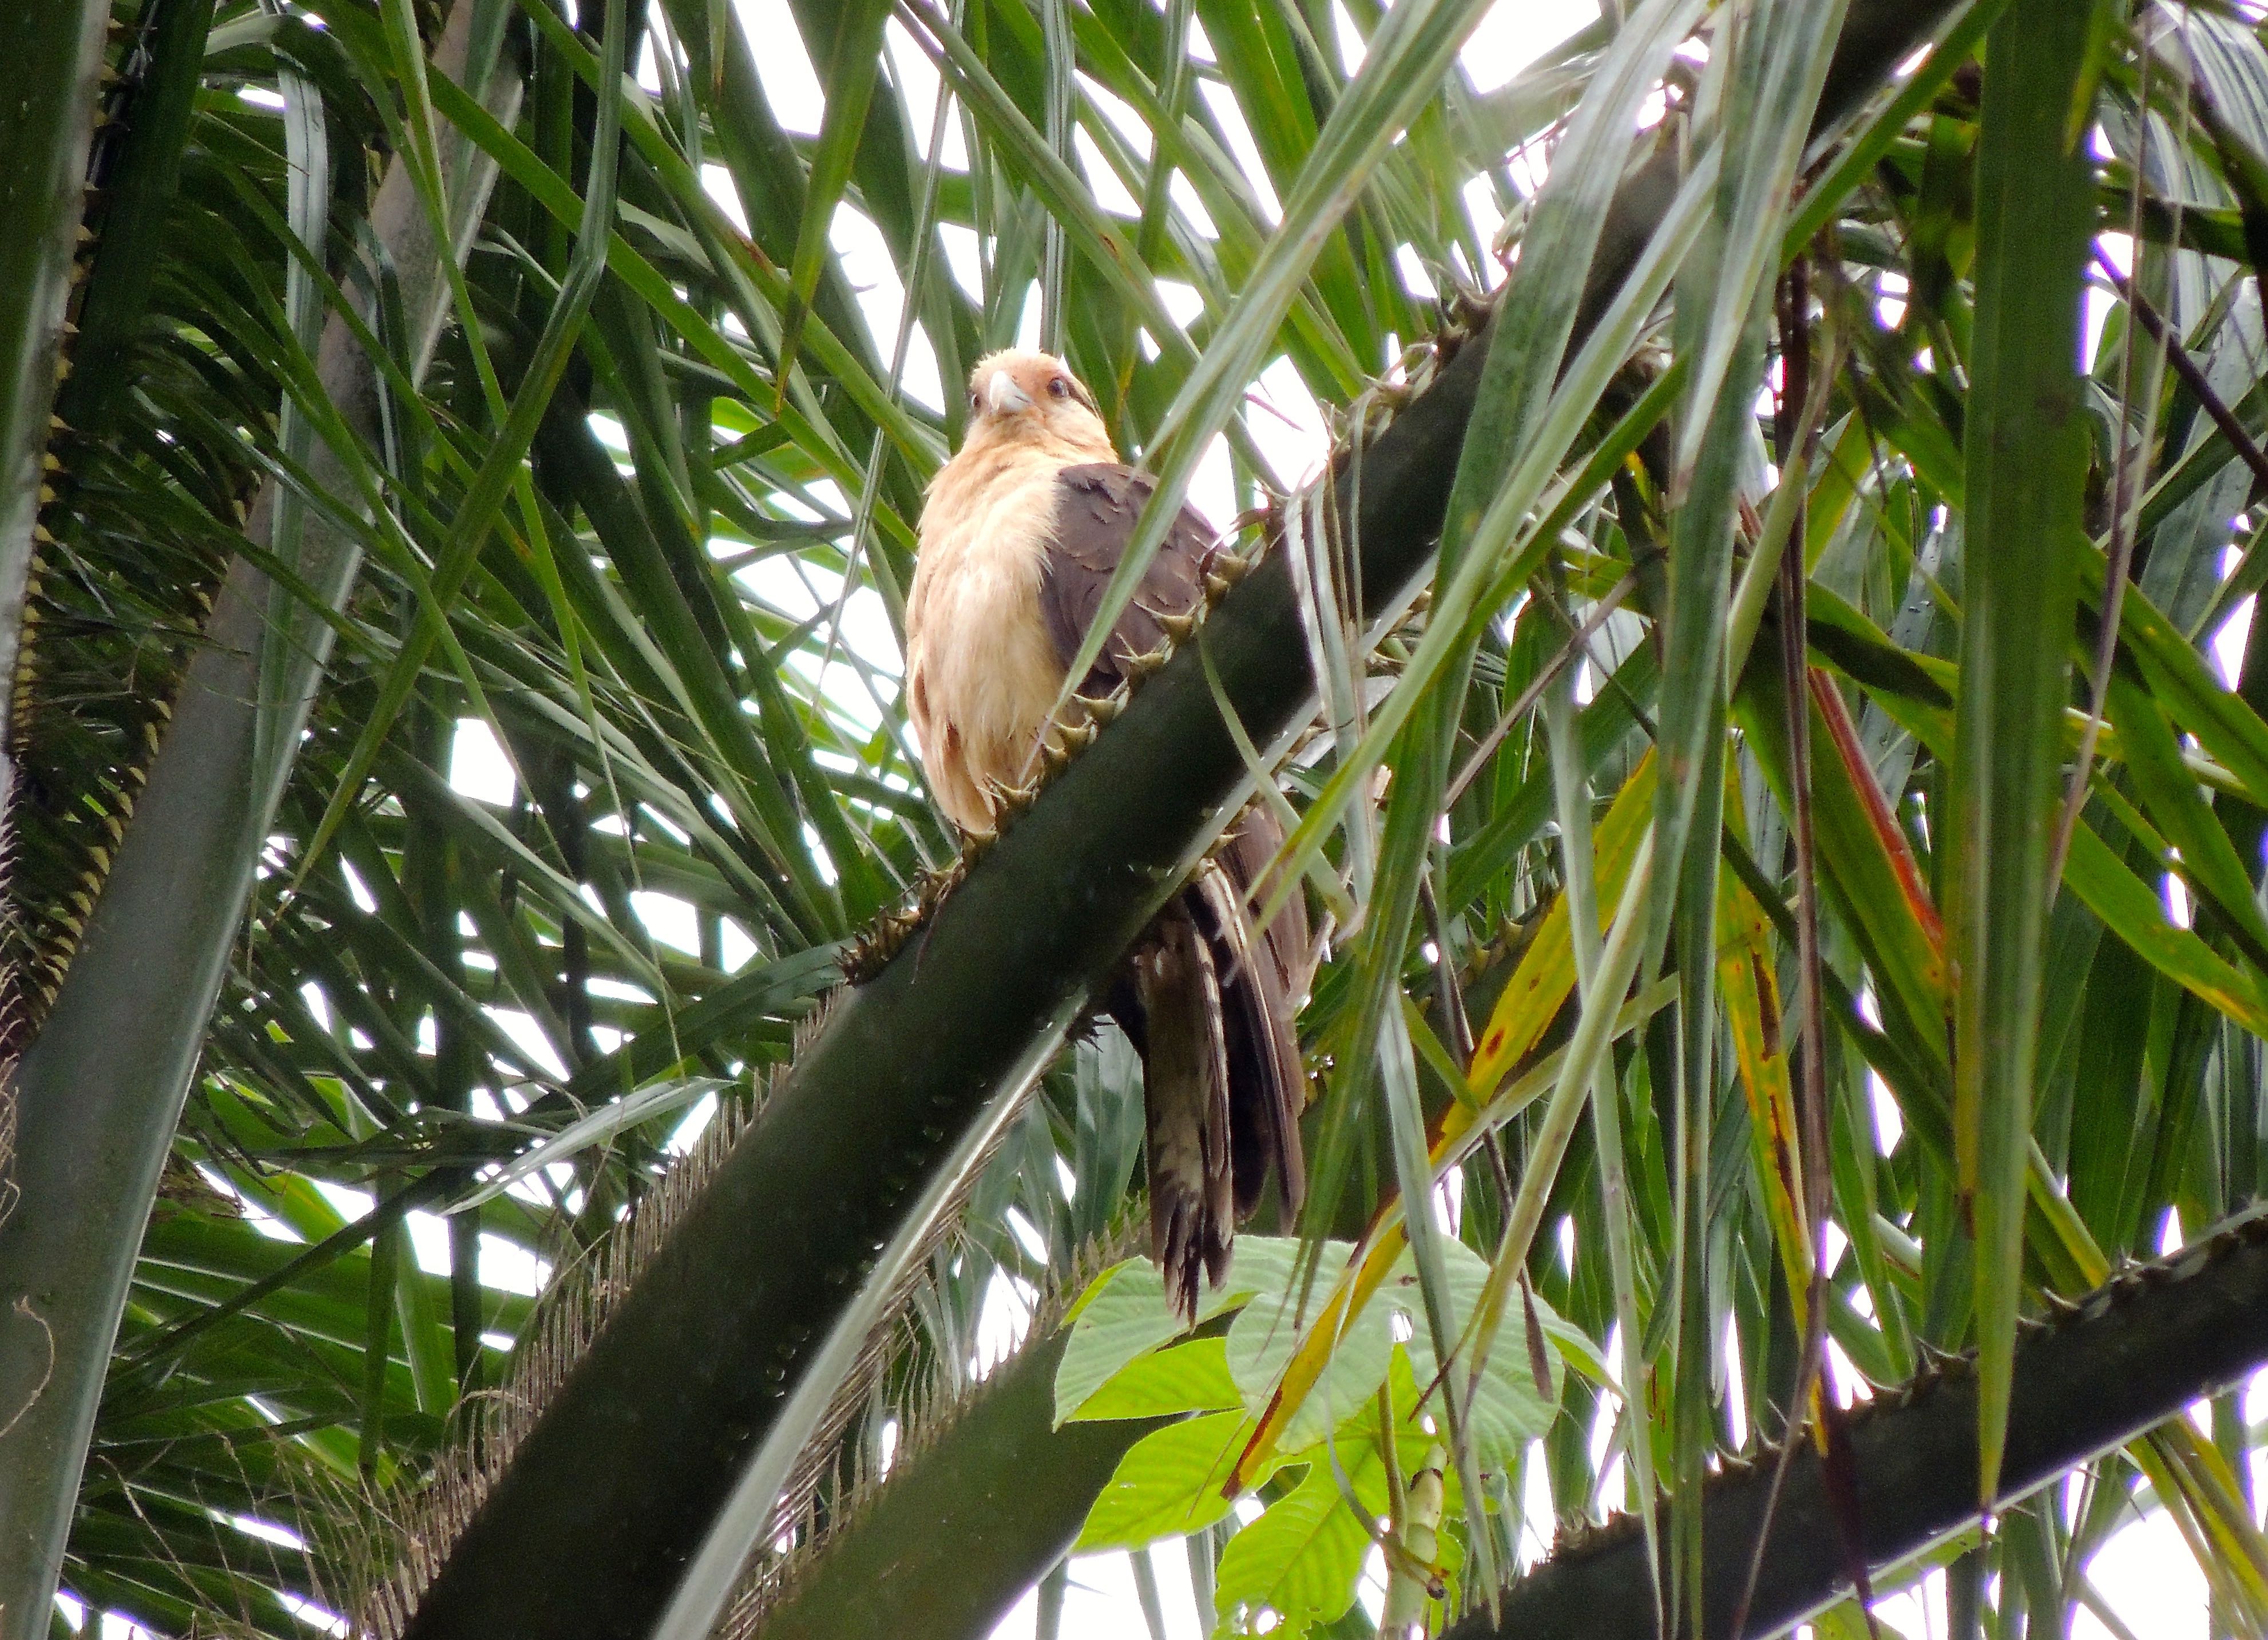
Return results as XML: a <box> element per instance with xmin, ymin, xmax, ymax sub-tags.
<box><xmin>907</xmin><ymin>350</ymin><xmax>1117</xmax><ymax>832</ymax></box>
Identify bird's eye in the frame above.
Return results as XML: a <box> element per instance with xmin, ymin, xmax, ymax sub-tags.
<box><xmin>1048</xmin><ymin>377</ymin><xmax>1071</xmax><ymax>399</ymax></box>
<box><xmin>969</xmin><ymin>390</ymin><xmax>982</xmax><ymax>413</ymax></box>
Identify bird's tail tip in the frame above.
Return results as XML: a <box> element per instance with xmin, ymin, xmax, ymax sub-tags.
<box><xmin>1152</xmin><ymin>1189</ymin><xmax>1233</xmax><ymax>1322</ymax></box>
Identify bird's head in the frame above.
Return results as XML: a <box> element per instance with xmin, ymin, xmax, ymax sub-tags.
<box><xmin>957</xmin><ymin>349</ymin><xmax>1116</xmax><ymax>461</ymax></box>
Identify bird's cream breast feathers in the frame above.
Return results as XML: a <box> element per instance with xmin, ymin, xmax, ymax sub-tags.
<box><xmin>907</xmin><ymin>442</ymin><xmax>1078</xmax><ymax>833</ymax></box>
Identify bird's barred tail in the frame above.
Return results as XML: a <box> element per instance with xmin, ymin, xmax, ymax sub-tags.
<box><xmin>1136</xmin><ymin>809</ymin><xmax>1310</xmax><ymax>1319</ymax></box>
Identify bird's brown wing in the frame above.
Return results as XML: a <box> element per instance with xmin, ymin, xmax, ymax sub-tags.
<box><xmin>1195</xmin><ymin>808</ymin><xmax>1310</xmax><ymax>1222</ymax></box>
<box><xmin>1040</xmin><ymin>464</ymin><xmax>1218</xmax><ymax>698</ymax></box>
<box><xmin>1041</xmin><ymin>464</ymin><xmax>1310</xmax><ymax>1312</ymax></box>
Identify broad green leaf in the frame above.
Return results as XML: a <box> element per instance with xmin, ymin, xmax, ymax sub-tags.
<box><xmin>1068</xmin><ymin>1337</ymin><xmax>1243</xmax><ymax>1424</ymax></box>
<box><xmin>1396</xmin><ymin>1242</ymin><xmax>1564</xmax><ymax>1472</ymax></box>
<box><xmin>1054</xmin><ymin>1239</ymin><xmax>1319</xmax><ymax>1427</ymax></box>
<box><xmin>1226</xmin><ymin>1244</ymin><xmax>1398</xmax><ymax>1449</ymax></box>
<box><xmin>1075</xmin><ymin>1410</ymin><xmax>1260</xmax><ymax>1551</ymax></box>
<box><xmin>1211</xmin><ymin>1455</ymin><xmax>1381</xmax><ymax>1637</ymax></box>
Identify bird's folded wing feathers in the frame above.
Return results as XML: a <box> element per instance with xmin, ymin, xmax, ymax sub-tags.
<box><xmin>1038</xmin><ymin>464</ymin><xmax>1218</xmax><ymax>696</ymax></box>
<box><xmin>1192</xmin><ymin>814</ymin><xmax>1310</xmax><ymax>1221</ymax></box>
<box><xmin>1042</xmin><ymin>461</ymin><xmax>1314</xmax><ymax>1293</ymax></box>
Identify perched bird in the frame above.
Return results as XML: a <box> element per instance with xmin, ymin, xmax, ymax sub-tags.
<box><xmin>907</xmin><ymin>348</ymin><xmax>1310</xmax><ymax>1314</ymax></box>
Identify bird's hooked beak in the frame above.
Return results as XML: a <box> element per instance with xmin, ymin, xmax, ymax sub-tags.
<box><xmin>986</xmin><ymin>369</ymin><xmax>1033</xmax><ymax>415</ymax></box>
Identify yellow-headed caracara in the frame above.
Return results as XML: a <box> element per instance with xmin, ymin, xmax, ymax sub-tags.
<box><xmin>907</xmin><ymin>349</ymin><xmax>1309</xmax><ymax>1315</ymax></box>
